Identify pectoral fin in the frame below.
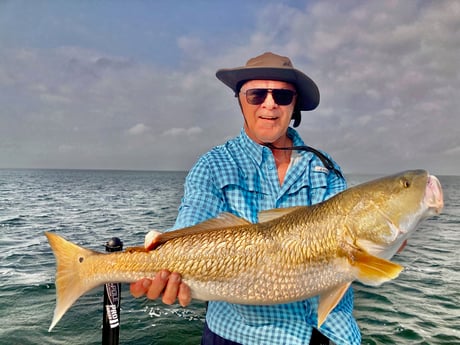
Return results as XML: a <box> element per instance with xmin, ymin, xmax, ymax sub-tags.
<box><xmin>351</xmin><ymin>249</ymin><xmax>403</xmax><ymax>286</ymax></box>
<box><xmin>318</xmin><ymin>283</ymin><xmax>351</xmax><ymax>327</ymax></box>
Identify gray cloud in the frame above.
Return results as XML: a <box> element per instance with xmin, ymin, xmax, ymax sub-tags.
<box><xmin>0</xmin><ymin>0</ymin><xmax>458</xmax><ymax>175</ymax></box>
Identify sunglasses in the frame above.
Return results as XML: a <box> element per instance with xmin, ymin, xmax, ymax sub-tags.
<box><xmin>241</xmin><ymin>88</ymin><xmax>297</xmax><ymax>106</ymax></box>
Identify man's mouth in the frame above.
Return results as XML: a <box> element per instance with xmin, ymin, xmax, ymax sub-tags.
<box><xmin>260</xmin><ymin>116</ymin><xmax>278</xmax><ymax>120</ymax></box>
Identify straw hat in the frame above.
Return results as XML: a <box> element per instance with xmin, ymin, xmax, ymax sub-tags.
<box><xmin>216</xmin><ymin>52</ymin><xmax>320</xmax><ymax>113</ymax></box>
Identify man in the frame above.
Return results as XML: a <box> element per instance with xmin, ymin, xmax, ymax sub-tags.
<box><xmin>130</xmin><ymin>52</ymin><xmax>361</xmax><ymax>344</ymax></box>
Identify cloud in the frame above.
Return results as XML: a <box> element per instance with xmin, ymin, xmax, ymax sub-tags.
<box><xmin>246</xmin><ymin>0</ymin><xmax>460</xmax><ymax>174</ymax></box>
<box><xmin>127</xmin><ymin>123</ymin><xmax>151</xmax><ymax>136</ymax></box>
<box><xmin>162</xmin><ymin>126</ymin><xmax>203</xmax><ymax>137</ymax></box>
<box><xmin>0</xmin><ymin>1</ymin><xmax>459</xmax><ymax>174</ymax></box>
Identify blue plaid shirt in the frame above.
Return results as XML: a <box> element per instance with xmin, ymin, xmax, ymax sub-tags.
<box><xmin>172</xmin><ymin>128</ymin><xmax>361</xmax><ymax>345</ymax></box>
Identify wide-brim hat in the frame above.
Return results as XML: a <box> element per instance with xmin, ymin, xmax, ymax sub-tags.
<box><xmin>216</xmin><ymin>52</ymin><xmax>320</xmax><ymax>111</ymax></box>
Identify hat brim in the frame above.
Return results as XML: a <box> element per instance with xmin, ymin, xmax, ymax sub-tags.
<box><xmin>216</xmin><ymin>67</ymin><xmax>319</xmax><ymax>111</ymax></box>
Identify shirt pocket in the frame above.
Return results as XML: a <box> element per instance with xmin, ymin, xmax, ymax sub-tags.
<box><xmin>284</xmin><ymin>169</ymin><xmax>328</xmax><ymax>206</ymax></box>
<box><xmin>215</xmin><ymin>171</ymin><xmax>265</xmax><ymax>222</ymax></box>
<box><xmin>310</xmin><ymin>170</ymin><xmax>329</xmax><ymax>205</ymax></box>
<box><xmin>307</xmin><ymin>170</ymin><xmax>329</xmax><ymax>205</ymax></box>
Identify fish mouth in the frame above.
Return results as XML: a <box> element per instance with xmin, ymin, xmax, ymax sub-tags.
<box><xmin>394</xmin><ymin>174</ymin><xmax>443</xmax><ymax>238</ymax></box>
<box><xmin>425</xmin><ymin>175</ymin><xmax>444</xmax><ymax>214</ymax></box>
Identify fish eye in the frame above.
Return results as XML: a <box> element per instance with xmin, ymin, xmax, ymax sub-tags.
<box><xmin>78</xmin><ymin>256</ymin><xmax>84</xmax><ymax>263</ymax></box>
<box><xmin>401</xmin><ymin>178</ymin><xmax>410</xmax><ymax>188</ymax></box>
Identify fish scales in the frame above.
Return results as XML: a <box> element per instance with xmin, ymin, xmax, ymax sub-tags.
<box><xmin>78</xmin><ymin>208</ymin><xmax>349</xmax><ymax>306</ymax></box>
<box><xmin>46</xmin><ymin>170</ymin><xmax>444</xmax><ymax>331</ymax></box>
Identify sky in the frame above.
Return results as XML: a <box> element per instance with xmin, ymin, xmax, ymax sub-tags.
<box><xmin>0</xmin><ymin>0</ymin><xmax>459</xmax><ymax>175</ymax></box>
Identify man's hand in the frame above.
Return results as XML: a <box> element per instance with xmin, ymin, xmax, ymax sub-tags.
<box><xmin>129</xmin><ymin>230</ymin><xmax>192</xmax><ymax>307</ymax></box>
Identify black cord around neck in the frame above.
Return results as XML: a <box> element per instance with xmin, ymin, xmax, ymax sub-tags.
<box><xmin>263</xmin><ymin>143</ymin><xmax>344</xmax><ymax>179</ymax></box>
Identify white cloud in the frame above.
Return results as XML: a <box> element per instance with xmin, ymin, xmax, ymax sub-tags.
<box><xmin>162</xmin><ymin>126</ymin><xmax>203</xmax><ymax>137</ymax></box>
<box><xmin>127</xmin><ymin>123</ymin><xmax>151</xmax><ymax>136</ymax></box>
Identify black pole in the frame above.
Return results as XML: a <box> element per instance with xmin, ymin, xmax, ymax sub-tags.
<box><xmin>102</xmin><ymin>237</ymin><xmax>123</xmax><ymax>345</ymax></box>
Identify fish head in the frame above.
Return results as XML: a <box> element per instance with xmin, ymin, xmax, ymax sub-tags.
<box><xmin>347</xmin><ymin>170</ymin><xmax>443</xmax><ymax>259</ymax></box>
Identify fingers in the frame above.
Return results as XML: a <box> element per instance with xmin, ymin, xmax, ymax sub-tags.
<box><xmin>178</xmin><ymin>281</ymin><xmax>192</xmax><ymax>307</ymax></box>
<box><xmin>130</xmin><ymin>278</ymin><xmax>152</xmax><ymax>298</ymax></box>
<box><xmin>146</xmin><ymin>270</ymin><xmax>171</xmax><ymax>300</ymax></box>
<box><xmin>160</xmin><ymin>272</ymin><xmax>191</xmax><ymax>307</ymax></box>
<box><xmin>144</xmin><ymin>270</ymin><xmax>185</xmax><ymax>307</ymax></box>
<box><xmin>161</xmin><ymin>272</ymin><xmax>181</xmax><ymax>305</ymax></box>
<box><xmin>131</xmin><ymin>230</ymin><xmax>192</xmax><ymax>305</ymax></box>
<box><xmin>130</xmin><ymin>271</ymin><xmax>192</xmax><ymax>307</ymax></box>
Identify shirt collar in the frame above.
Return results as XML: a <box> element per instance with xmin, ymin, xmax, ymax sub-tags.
<box><xmin>287</xmin><ymin>127</ymin><xmax>307</xmax><ymax>148</ymax></box>
<box><xmin>237</xmin><ymin>127</ymin><xmax>309</xmax><ymax>167</ymax></box>
<box><xmin>238</xmin><ymin>128</ymin><xmax>266</xmax><ymax>167</ymax></box>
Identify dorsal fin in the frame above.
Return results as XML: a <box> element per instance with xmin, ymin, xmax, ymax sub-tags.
<box><xmin>149</xmin><ymin>212</ymin><xmax>251</xmax><ymax>249</ymax></box>
<box><xmin>258</xmin><ymin>206</ymin><xmax>302</xmax><ymax>223</ymax></box>
<box><xmin>192</xmin><ymin>212</ymin><xmax>251</xmax><ymax>229</ymax></box>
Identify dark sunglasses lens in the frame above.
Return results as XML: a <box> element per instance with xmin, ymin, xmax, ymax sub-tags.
<box><xmin>245</xmin><ymin>89</ymin><xmax>295</xmax><ymax>105</ymax></box>
<box><xmin>272</xmin><ymin>89</ymin><xmax>295</xmax><ymax>105</ymax></box>
<box><xmin>246</xmin><ymin>89</ymin><xmax>268</xmax><ymax>105</ymax></box>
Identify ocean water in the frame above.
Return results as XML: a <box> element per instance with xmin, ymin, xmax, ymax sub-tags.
<box><xmin>0</xmin><ymin>169</ymin><xmax>458</xmax><ymax>345</ymax></box>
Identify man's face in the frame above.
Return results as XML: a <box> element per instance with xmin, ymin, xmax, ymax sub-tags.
<box><xmin>239</xmin><ymin>80</ymin><xmax>297</xmax><ymax>145</ymax></box>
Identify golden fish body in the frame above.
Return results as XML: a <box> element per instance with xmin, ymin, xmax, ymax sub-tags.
<box><xmin>46</xmin><ymin>170</ymin><xmax>443</xmax><ymax>331</ymax></box>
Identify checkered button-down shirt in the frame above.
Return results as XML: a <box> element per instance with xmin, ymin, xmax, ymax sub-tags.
<box><xmin>171</xmin><ymin>128</ymin><xmax>361</xmax><ymax>345</ymax></box>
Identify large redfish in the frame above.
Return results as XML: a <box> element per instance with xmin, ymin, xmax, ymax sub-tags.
<box><xmin>46</xmin><ymin>170</ymin><xmax>443</xmax><ymax>331</ymax></box>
